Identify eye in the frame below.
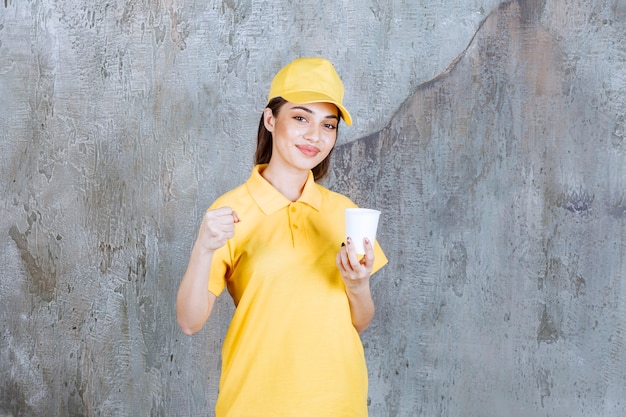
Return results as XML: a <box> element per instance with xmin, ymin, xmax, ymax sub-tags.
<box><xmin>294</xmin><ymin>115</ymin><xmax>307</xmax><ymax>122</ymax></box>
<box><xmin>324</xmin><ymin>123</ymin><xmax>337</xmax><ymax>130</ymax></box>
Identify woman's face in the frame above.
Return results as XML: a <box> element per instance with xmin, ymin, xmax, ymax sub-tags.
<box><xmin>263</xmin><ymin>101</ymin><xmax>339</xmax><ymax>174</ymax></box>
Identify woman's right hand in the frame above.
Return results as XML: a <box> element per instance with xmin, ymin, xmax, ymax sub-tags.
<box><xmin>196</xmin><ymin>206</ymin><xmax>240</xmax><ymax>252</ymax></box>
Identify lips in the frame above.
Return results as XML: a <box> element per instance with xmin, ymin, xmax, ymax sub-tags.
<box><xmin>296</xmin><ymin>144</ymin><xmax>320</xmax><ymax>157</ymax></box>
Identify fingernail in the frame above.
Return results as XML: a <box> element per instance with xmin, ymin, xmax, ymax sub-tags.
<box><xmin>341</xmin><ymin>242</ymin><xmax>345</xmax><ymax>247</ymax></box>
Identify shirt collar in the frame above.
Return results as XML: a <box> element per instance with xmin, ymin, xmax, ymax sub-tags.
<box><xmin>247</xmin><ymin>164</ymin><xmax>322</xmax><ymax>215</ymax></box>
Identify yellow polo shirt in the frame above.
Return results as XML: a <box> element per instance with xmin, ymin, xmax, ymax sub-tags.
<box><xmin>208</xmin><ymin>164</ymin><xmax>387</xmax><ymax>417</ymax></box>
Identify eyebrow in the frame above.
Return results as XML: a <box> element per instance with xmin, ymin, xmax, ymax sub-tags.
<box><xmin>291</xmin><ymin>105</ymin><xmax>339</xmax><ymax>121</ymax></box>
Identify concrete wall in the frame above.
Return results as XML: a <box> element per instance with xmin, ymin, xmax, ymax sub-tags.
<box><xmin>1</xmin><ymin>0</ymin><xmax>625</xmax><ymax>416</ymax></box>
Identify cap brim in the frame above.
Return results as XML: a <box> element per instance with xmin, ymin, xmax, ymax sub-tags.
<box><xmin>279</xmin><ymin>91</ymin><xmax>352</xmax><ymax>126</ymax></box>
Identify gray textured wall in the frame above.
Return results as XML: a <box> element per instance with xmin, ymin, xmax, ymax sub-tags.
<box><xmin>1</xmin><ymin>0</ymin><xmax>625</xmax><ymax>416</ymax></box>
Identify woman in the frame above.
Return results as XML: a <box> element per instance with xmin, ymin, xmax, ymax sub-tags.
<box><xmin>176</xmin><ymin>57</ymin><xmax>388</xmax><ymax>416</ymax></box>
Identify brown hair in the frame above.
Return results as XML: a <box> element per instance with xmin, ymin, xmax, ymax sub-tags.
<box><xmin>254</xmin><ymin>97</ymin><xmax>340</xmax><ymax>181</ymax></box>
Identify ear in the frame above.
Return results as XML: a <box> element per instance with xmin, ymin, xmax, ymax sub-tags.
<box><xmin>263</xmin><ymin>107</ymin><xmax>275</xmax><ymax>132</ymax></box>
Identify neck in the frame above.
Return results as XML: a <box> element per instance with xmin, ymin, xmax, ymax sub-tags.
<box><xmin>260</xmin><ymin>165</ymin><xmax>309</xmax><ymax>202</ymax></box>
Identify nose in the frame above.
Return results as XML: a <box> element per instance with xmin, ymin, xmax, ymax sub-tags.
<box><xmin>304</xmin><ymin>123</ymin><xmax>321</xmax><ymax>142</ymax></box>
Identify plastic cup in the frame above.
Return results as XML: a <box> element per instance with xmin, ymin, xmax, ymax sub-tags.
<box><xmin>345</xmin><ymin>208</ymin><xmax>381</xmax><ymax>255</ymax></box>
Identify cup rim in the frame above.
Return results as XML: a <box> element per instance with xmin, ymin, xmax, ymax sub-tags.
<box><xmin>345</xmin><ymin>208</ymin><xmax>381</xmax><ymax>215</ymax></box>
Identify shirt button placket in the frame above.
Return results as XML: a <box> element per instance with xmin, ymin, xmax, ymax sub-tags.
<box><xmin>288</xmin><ymin>204</ymin><xmax>298</xmax><ymax>246</ymax></box>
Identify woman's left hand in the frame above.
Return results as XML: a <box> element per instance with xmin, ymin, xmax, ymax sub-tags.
<box><xmin>336</xmin><ymin>237</ymin><xmax>374</xmax><ymax>290</ymax></box>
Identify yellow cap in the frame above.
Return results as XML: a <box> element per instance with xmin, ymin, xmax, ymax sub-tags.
<box><xmin>268</xmin><ymin>57</ymin><xmax>352</xmax><ymax>126</ymax></box>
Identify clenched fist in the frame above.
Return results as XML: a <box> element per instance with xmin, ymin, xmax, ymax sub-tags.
<box><xmin>196</xmin><ymin>206</ymin><xmax>240</xmax><ymax>252</ymax></box>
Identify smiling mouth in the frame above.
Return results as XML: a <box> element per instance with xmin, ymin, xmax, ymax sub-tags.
<box><xmin>296</xmin><ymin>144</ymin><xmax>320</xmax><ymax>157</ymax></box>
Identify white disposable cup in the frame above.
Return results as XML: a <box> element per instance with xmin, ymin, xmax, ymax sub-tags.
<box><xmin>345</xmin><ymin>208</ymin><xmax>381</xmax><ymax>255</ymax></box>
